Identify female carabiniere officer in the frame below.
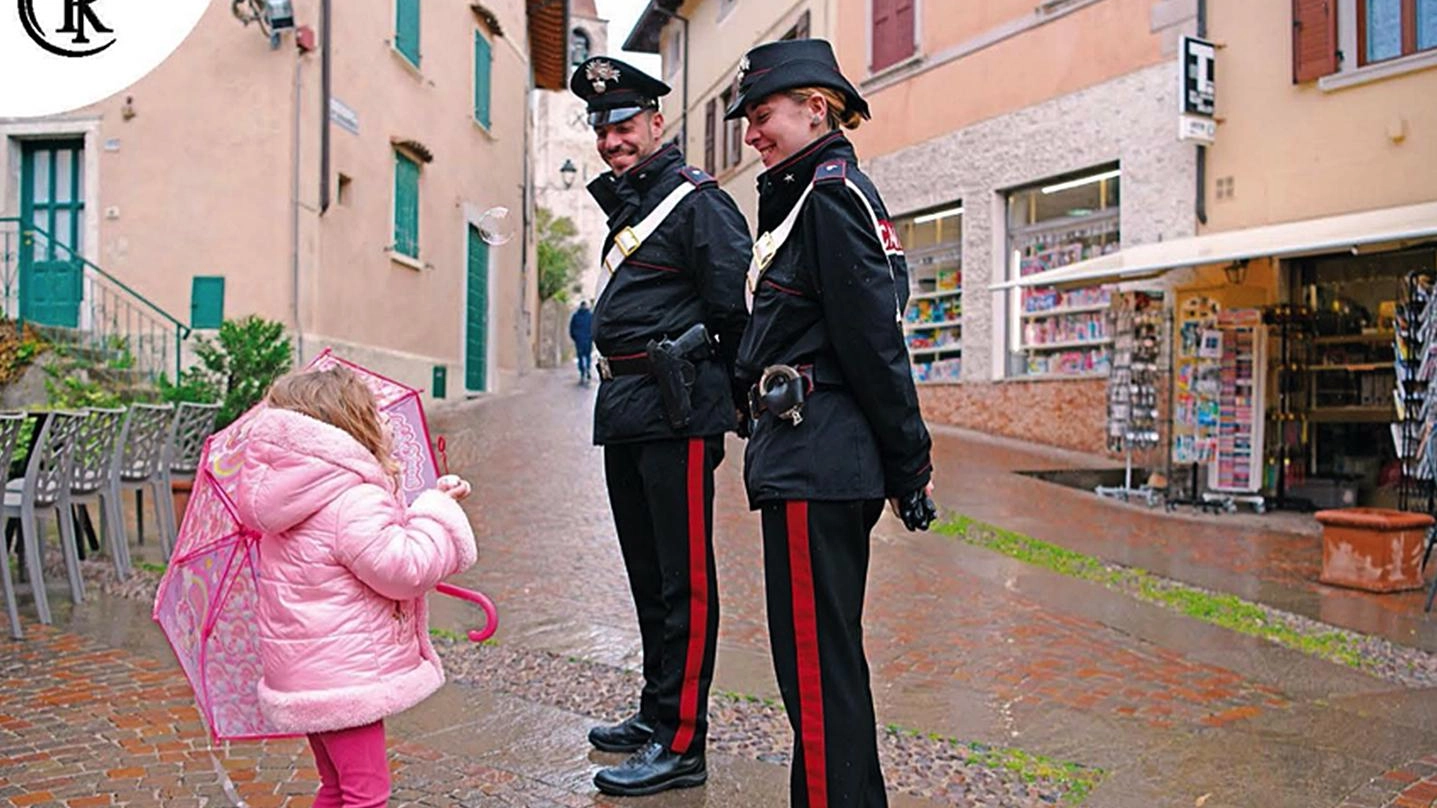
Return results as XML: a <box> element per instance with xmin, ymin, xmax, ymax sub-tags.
<box><xmin>728</xmin><ymin>39</ymin><xmax>937</xmax><ymax>807</ymax></box>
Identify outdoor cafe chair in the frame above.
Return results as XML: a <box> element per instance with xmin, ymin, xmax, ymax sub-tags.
<box><xmin>110</xmin><ymin>403</ymin><xmax>173</xmax><ymax>570</ymax></box>
<box><xmin>3</xmin><ymin>410</ymin><xmax>85</xmax><ymax>626</ymax></box>
<box><xmin>157</xmin><ymin>402</ymin><xmax>219</xmax><ymax>556</ymax></box>
<box><xmin>66</xmin><ymin>407</ymin><xmax>130</xmax><ymax>580</ymax></box>
<box><xmin>0</xmin><ymin>413</ymin><xmax>32</xmax><ymax>638</ymax></box>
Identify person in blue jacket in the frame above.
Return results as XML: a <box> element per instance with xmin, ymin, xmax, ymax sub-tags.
<box><xmin>569</xmin><ymin>299</ymin><xmax>594</xmax><ymax>385</ymax></box>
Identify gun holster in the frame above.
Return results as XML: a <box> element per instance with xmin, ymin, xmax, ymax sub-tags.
<box><xmin>648</xmin><ymin>323</ymin><xmax>712</xmax><ymax>431</ymax></box>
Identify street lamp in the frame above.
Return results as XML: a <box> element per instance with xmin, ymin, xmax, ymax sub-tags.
<box><xmin>560</xmin><ymin>158</ymin><xmax>578</xmax><ymax>189</ymax></box>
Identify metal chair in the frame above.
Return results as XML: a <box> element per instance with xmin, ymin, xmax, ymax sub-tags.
<box><xmin>3</xmin><ymin>411</ymin><xmax>85</xmax><ymax>625</ymax></box>
<box><xmin>66</xmin><ymin>407</ymin><xmax>130</xmax><ymax>580</ymax></box>
<box><xmin>157</xmin><ymin>402</ymin><xmax>220</xmax><ymax>555</ymax></box>
<box><xmin>0</xmin><ymin>413</ymin><xmax>33</xmax><ymax>639</ymax></box>
<box><xmin>110</xmin><ymin>403</ymin><xmax>174</xmax><ymax>569</ymax></box>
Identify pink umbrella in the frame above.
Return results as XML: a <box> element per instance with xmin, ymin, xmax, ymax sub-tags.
<box><xmin>152</xmin><ymin>349</ymin><xmax>496</xmax><ymax>742</ymax></box>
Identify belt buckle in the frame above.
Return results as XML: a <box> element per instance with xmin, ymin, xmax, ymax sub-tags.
<box><xmin>753</xmin><ymin>231</ymin><xmax>777</xmax><ymax>271</ymax></box>
<box><xmin>614</xmin><ymin>227</ymin><xmax>641</xmax><ymax>257</ymax></box>
<box><xmin>597</xmin><ymin>357</ymin><xmax>613</xmax><ymax>381</ymax></box>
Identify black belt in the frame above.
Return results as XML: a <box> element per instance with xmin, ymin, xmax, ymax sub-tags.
<box><xmin>596</xmin><ymin>352</ymin><xmax>652</xmax><ymax>380</ymax></box>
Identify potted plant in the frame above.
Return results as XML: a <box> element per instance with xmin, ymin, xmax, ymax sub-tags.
<box><xmin>160</xmin><ymin>316</ymin><xmax>293</xmax><ymax>519</ymax></box>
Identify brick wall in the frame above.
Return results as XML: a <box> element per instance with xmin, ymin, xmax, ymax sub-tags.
<box><xmin>919</xmin><ymin>379</ymin><xmax>1109</xmax><ymax>454</ymax></box>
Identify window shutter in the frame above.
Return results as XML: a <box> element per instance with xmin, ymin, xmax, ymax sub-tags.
<box><xmin>394</xmin><ymin>152</ymin><xmax>420</xmax><ymax>259</ymax></box>
<box><xmin>1292</xmin><ymin>0</ymin><xmax>1338</xmax><ymax>82</ymax></box>
<box><xmin>704</xmin><ymin>99</ymin><xmax>717</xmax><ymax>176</ymax></box>
<box><xmin>396</xmin><ymin>0</ymin><xmax>421</xmax><ymax>66</ymax></box>
<box><xmin>474</xmin><ymin>32</ymin><xmax>492</xmax><ymax>128</ymax></box>
<box><xmin>190</xmin><ymin>276</ymin><xmax>225</xmax><ymax>330</ymax></box>
<box><xmin>872</xmin><ymin>0</ymin><xmax>895</xmax><ymax>70</ymax></box>
<box><xmin>893</xmin><ymin>0</ymin><xmax>916</xmax><ymax>63</ymax></box>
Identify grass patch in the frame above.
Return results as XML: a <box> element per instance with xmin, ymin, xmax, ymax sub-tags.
<box><xmin>135</xmin><ymin>561</ymin><xmax>168</xmax><ymax>575</ymax></box>
<box><xmin>428</xmin><ymin>627</ymin><xmax>464</xmax><ymax>643</ymax></box>
<box><xmin>935</xmin><ymin>516</ymin><xmax>1370</xmax><ymax>671</ymax></box>
<box><xmin>884</xmin><ymin>725</ymin><xmax>1103</xmax><ymax>804</ymax></box>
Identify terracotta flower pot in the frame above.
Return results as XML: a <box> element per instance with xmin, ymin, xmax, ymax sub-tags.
<box><xmin>171</xmin><ymin>478</ymin><xmax>194</xmax><ymax>529</ymax></box>
<box><xmin>1315</xmin><ymin>507</ymin><xmax>1432</xmax><ymax>593</ymax></box>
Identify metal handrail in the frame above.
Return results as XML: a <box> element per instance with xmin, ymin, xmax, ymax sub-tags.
<box><xmin>0</xmin><ymin>217</ymin><xmax>191</xmax><ymax>339</ymax></box>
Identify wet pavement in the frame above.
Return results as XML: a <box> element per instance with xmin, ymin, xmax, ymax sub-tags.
<box><xmin>3</xmin><ymin>368</ymin><xmax>1437</xmax><ymax>807</ymax></box>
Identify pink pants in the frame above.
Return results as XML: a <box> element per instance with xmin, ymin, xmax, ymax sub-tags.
<box><xmin>307</xmin><ymin>720</ymin><xmax>391</xmax><ymax>808</ymax></box>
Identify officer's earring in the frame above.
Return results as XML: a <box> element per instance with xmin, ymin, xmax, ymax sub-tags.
<box><xmin>811</xmin><ymin>115</ymin><xmax>822</xmax><ymax>127</ymax></box>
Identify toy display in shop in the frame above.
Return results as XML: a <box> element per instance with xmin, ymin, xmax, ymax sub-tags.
<box><xmin>1096</xmin><ymin>292</ymin><xmax>1166</xmax><ymax>506</ymax></box>
<box><xmin>1014</xmin><ymin>220</ymin><xmax>1120</xmax><ymax>378</ymax></box>
<box><xmin>904</xmin><ymin>275</ymin><xmax>963</xmax><ymax>384</ymax></box>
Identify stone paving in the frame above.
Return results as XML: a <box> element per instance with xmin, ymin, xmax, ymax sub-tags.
<box><xmin>3</xmin><ymin>369</ymin><xmax>1437</xmax><ymax>808</ymax></box>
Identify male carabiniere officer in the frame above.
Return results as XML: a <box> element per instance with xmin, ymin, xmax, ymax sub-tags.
<box><xmin>570</xmin><ymin>56</ymin><xmax>751</xmax><ymax>797</ymax></box>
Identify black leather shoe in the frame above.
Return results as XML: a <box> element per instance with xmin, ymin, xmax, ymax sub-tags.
<box><xmin>587</xmin><ymin>713</ymin><xmax>655</xmax><ymax>753</ymax></box>
<box><xmin>593</xmin><ymin>741</ymin><xmax>707</xmax><ymax>797</ymax></box>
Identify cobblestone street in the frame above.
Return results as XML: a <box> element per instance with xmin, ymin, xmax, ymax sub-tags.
<box><xmin>3</xmin><ymin>369</ymin><xmax>1436</xmax><ymax>807</ymax></box>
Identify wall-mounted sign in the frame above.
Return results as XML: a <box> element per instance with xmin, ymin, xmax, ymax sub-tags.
<box><xmin>329</xmin><ymin>97</ymin><xmax>359</xmax><ymax>135</ymax></box>
<box><xmin>1179</xmin><ymin>35</ymin><xmax>1216</xmax><ymax>145</ymax></box>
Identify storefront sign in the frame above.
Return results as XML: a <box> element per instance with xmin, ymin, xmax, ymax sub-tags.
<box><xmin>1179</xmin><ymin>35</ymin><xmax>1216</xmax><ymax>145</ymax></box>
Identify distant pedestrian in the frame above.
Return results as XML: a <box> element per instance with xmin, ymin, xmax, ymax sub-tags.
<box><xmin>570</xmin><ymin>300</ymin><xmax>594</xmax><ymax>385</ymax></box>
<box><xmin>233</xmin><ymin>366</ymin><xmax>477</xmax><ymax>808</ymax></box>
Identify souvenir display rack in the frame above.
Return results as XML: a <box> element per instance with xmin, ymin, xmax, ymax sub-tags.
<box><xmin>1395</xmin><ymin>271</ymin><xmax>1433</xmax><ymax>511</ymax></box>
<box><xmin>1096</xmin><ymin>291</ymin><xmax>1167</xmax><ymax>505</ymax></box>
<box><xmin>1203</xmin><ymin>308</ymin><xmax>1267</xmax><ymax>513</ymax></box>
<box><xmin>1166</xmin><ymin>296</ymin><xmax>1222</xmax><ymax>511</ymax></box>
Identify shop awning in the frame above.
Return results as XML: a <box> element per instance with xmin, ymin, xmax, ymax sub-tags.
<box><xmin>988</xmin><ymin>200</ymin><xmax>1437</xmax><ymax>292</ymax></box>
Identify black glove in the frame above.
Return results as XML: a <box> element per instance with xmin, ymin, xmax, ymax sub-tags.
<box><xmin>897</xmin><ymin>487</ymin><xmax>938</xmax><ymax>532</ymax></box>
<box><xmin>732</xmin><ymin>378</ymin><xmax>753</xmax><ymax>440</ymax></box>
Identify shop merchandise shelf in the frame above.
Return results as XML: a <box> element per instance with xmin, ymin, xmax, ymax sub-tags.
<box><xmin>1022</xmin><ymin>337</ymin><xmax>1115</xmax><ymax>351</ymax></box>
<box><xmin>1313</xmin><ymin>331</ymin><xmax>1396</xmax><ymax>345</ymax></box>
<box><xmin>1020</xmin><ymin>302</ymin><xmax>1110</xmax><ymax>319</ymax></box>
<box><xmin>910</xmin><ymin>288</ymin><xmax>963</xmax><ymax>301</ymax></box>
<box><xmin>909</xmin><ymin>345</ymin><xmax>964</xmax><ymax>357</ymax></box>
<box><xmin>904</xmin><ymin>319</ymin><xmax>963</xmax><ymax>331</ymax></box>
<box><xmin>1306</xmin><ymin>406</ymin><xmax>1396</xmax><ymax>423</ymax></box>
<box><xmin>1018</xmin><ymin>371</ymin><xmax>1108</xmax><ymax>381</ymax></box>
<box><xmin>1307</xmin><ymin>363</ymin><xmax>1388</xmax><ymax>372</ymax></box>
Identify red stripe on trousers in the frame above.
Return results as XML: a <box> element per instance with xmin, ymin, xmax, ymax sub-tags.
<box><xmin>786</xmin><ymin>500</ymin><xmax>828</xmax><ymax>807</ymax></box>
<box><xmin>672</xmin><ymin>437</ymin><xmax>708</xmax><ymax>753</ymax></box>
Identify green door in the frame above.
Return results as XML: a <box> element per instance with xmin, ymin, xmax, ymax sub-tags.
<box><xmin>19</xmin><ymin>141</ymin><xmax>85</xmax><ymax>328</ymax></box>
<box><xmin>465</xmin><ymin>224</ymin><xmax>489</xmax><ymax>391</ymax></box>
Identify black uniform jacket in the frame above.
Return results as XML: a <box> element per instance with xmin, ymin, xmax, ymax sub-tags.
<box><xmin>737</xmin><ymin>132</ymin><xmax>933</xmax><ymax>507</ymax></box>
<box><xmin>589</xmin><ymin>142</ymin><xmax>752</xmax><ymax>446</ymax></box>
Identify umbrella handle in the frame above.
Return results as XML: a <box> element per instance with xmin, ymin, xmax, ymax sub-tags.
<box><xmin>433</xmin><ymin>582</ymin><xmax>498</xmax><ymax>643</ymax></box>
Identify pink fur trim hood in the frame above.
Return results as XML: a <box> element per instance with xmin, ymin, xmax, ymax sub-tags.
<box><xmin>232</xmin><ymin>407</ymin><xmax>478</xmax><ymax>734</ymax></box>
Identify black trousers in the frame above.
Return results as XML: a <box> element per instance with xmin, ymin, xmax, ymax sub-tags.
<box><xmin>603</xmin><ymin>436</ymin><xmax>724</xmax><ymax>755</ymax></box>
<box><xmin>761</xmin><ymin>499</ymin><xmax>887</xmax><ymax>808</ymax></box>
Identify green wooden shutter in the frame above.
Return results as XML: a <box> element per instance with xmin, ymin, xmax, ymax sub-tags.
<box><xmin>190</xmin><ymin>276</ymin><xmax>225</xmax><ymax>329</ymax></box>
<box><xmin>465</xmin><ymin>225</ymin><xmax>489</xmax><ymax>391</ymax></box>
<box><xmin>396</xmin><ymin>0</ymin><xmax>421</xmax><ymax>66</ymax></box>
<box><xmin>474</xmin><ymin>31</ymin><xmax>492</xmax><ymax>128</ymax></box>
<box><xmin>393</xmin><ymin>152</ymin><xmax>420</xmax><ymax>259</ymax></box>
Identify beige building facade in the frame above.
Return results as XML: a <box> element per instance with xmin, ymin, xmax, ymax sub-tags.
<box><xmin>625</xmin><ymin>0</ymin><xmax>834</xmax><ymax>223</ymax></box>
<box><xmin>1</xmin><ymin>0</ymin><xmax>569</xmax><ymax>400</ymax></box>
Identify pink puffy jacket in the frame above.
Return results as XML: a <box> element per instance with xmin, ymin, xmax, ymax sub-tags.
<box><xmin>232</xmin><ymin>407</ymin><xmax>477</xmax><ymax>735</ymax></box>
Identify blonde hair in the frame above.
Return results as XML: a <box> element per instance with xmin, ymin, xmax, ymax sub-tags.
<box><xmin>785</xmin><ymin>87</ymin><xmax>864</xmax><ymax>132</ymax></box>
<box><xmin>267</xmin><ymin>366</ymin><xmax>401</xmax><ymax>481</ymax></box>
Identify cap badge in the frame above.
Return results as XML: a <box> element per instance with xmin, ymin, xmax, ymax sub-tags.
<box><xmin>586</xmin><ymin>60</ymin><xmax>621</xmax><ymax>93</ymax></box>
<box><xmin>736</xmin><ymin>55</ymin><xmax>750</xmax><ymax>84</ymax></box>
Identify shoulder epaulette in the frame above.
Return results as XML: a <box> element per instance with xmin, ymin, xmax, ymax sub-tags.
<box><xmin>679</xmin><ymin>165</ymin><xmax>715</xmax><ymax>187</ymax></box>
<box><xmin>814</xmin><ymin>159</ymin><xmax>848</xmax><ymax>184</ymax></box>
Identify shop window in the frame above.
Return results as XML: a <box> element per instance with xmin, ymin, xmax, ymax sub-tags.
<box><xmin>1358</xmin><ymin>0</ymin><xmax>1437</xmax><ymax>65</ymax></box>
<box><xmin>1003</xmin><ymin>165</ymin><xmax>1121</xmax><ymax>379</ymax></box>
<box><xmin>871</xmin><ymin>0</ymin><xmax>915</xmax><ymax>72</ymax></box>
<box><xmin>899</xmin><ymin>204</ymin><xmax>963</xmax><ymax>384</ymax></box>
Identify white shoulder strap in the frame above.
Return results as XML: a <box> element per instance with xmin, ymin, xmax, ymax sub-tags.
<box><xmin>744</xmin><ymin>176</ymin><xmax>901</xmax><ymax>313</ymax></box>
<box><xmin>593</xmin><ymin>182</ymin><xmax>697</xmax><ymax>300</ymax></box>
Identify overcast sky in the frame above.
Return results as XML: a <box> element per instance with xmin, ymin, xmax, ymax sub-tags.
<box><xmin>593</xmin><ymin>0</ymin><xmax>662</xmax><ymax>74</ymax></box>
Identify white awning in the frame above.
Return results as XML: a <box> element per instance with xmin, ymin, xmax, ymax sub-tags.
<box><xmin>988</xmin><ymin>200</ymin><xmax>1437</xmax><ymax>291</ymax></box>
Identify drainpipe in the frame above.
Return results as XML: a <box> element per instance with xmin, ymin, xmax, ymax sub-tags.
<box><xmin>520</xmin><ymin>73</ymin><xmax>534</xmax><ymax>374</ymax></box>
<box><xmin>319</xmin><ymin>0</ymin><xmax>331</xmax><ymax>215</ymax></box>
<box><xmin>291</xmin><ymin>52</ymin><xmax>305</xmax><ymax>363</ymax></box>
<box><xmin>1195</xmin><ymin>0</ymin><xmax>1208</xmax><ymax>227</ymax></box>
<box><xmin>653</xmin><ymin>7</ymin><xmax>689</xmax><ymax>153</ymax></box>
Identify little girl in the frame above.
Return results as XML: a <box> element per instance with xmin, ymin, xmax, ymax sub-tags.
<box><xmin>234</xmin><ymin>366</ymin><xmax>477</xmax><ymax>807</ymax></box>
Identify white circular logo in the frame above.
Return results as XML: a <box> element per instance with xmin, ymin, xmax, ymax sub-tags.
<box><xmin>0</xmin><ymin>0</ymin><xmax>211</xmax><ymax>118</ymax></box>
